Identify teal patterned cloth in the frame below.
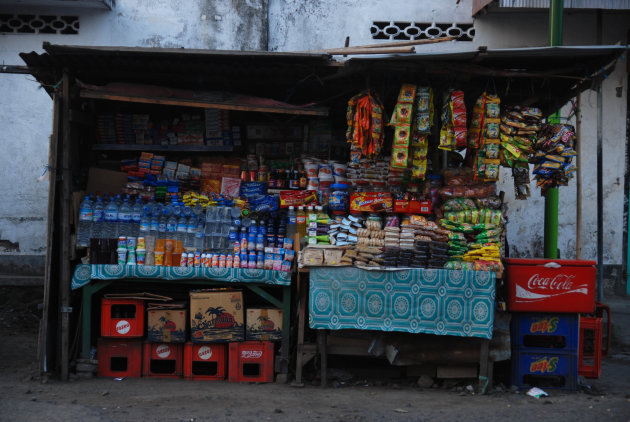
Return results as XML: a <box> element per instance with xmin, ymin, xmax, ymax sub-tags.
<box><xmin>309</xmin><ymin>267</ymin><xmax>495</xmax><ymax>339</ymax></box>
<box><xmin>71</xmin><ymin>264</ymin><xmax>291</xmax><ymax>290</ymax></box>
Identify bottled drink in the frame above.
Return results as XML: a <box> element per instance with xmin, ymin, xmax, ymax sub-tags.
<box><xmin>296</xmin><ymin>206</ymin><xmax>307</xmax><ymax>239</ymax></box>
<box><xmin>138</xmin><ymin>206</ymin><xmax>150</xmax><ymax>237</ymax></box>
<box><xmin>194</xmin><ymin>218</ymin><xmax>205</xmax><ymax>250</ymax></box>
<box><xmin>299</xmin><ymin>169</ymin><xmax>307</xmax><ymax>189</ymax></box>
<box><xmin>158</xmin><ymin>209</ymin><xmax>168</xmax><ymax>240</ymax></box>
<box><xmin>92</xmin><ymin>196</ymin><xmax>105</xmax><ymax>239</ymax></box>
<box><xmin>286</xmin><ymin>206</ymin><xmax>297</xmax><ymax>241</ymax></box>
<box><xmin>131</xmin><ymin>197</ymin><xmax>144</xmax><ymax>237</ymax></box>
<box><xmin>228</xmin><ymin>225</ymin><xmax>239</xmax><ymax>253</ymax></box>
<box><xmin>77</xmin><ymin>196</ymin><xmax>93</xmax><ymax>247</ymax></box>
<box><xmin>166</xmin><ymin>208</ymin><xmax>178</xmax><ymax>239</ymax></box>
<box><xmin>176</xmin><ymin>208</ymin><xmax>188</xmax><ymax>243</ymax></box>
<box><xmin>185</xmin><ymin>214</ymin><xmax>197</xmax><ymax>249</ymax></box>
<box><xmin>117</xmin><ymin>197</ymin><xmax>133</xmax><ymax>237</ymax></box>
<box><xmin>103</xmin><ymin>197</ymin><xmax>119</xmax><ymax>239</ymax></box>
<box><xmin>149</xmin><ymin>207</ymin><xmax>159</xmax><ymax>238</ymax></box>
<box><xmin>307</xmin><ymin>205</ymin><xmax>317</xmax><ymax>224</ymax></box>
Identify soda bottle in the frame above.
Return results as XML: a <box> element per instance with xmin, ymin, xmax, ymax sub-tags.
<box><xmin>77</xmin><ymin>195</ymin><xmax>93</xmax><ymax>247</ymax></box>
<box><xmin>296</xmin><ymin>206</ymin><xmax>307</xmax><ymax>239</ymax></box>
<box><xmin>286</xmin><ymin>206</ymin><xmax>296</xmax><ymax>241</ymax></box>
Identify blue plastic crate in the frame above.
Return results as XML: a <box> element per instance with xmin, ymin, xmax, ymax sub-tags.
<box><xmin>511</xmin><ymin>313</ymin><xmax>579</xmax><ymax>352</ymax></box>
<box><xmin>511</xmin><ymin>349</ymin><xmax>578</xmax><ymax>390</ymax></box>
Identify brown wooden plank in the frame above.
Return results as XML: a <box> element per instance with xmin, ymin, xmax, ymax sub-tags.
<box><xmin>355</xmin><ymin>36</ymin><xmax>457</xmax><ymax>49</ymax></box>
<box><xmin>316</xmin><ymin>47</ymin><xmax>415</xmax><ymax>55</ymax></box>
<box><xmin>38</xmin><ymin>93</ymin><xmax>60</xmax><ymax>375</ymax></box>
<box><xmin>79</xmin><ymin>90</ymin><xmax>329</xmax><ymax>117</ymax></box>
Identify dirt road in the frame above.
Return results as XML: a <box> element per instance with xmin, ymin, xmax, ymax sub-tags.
<box><xmin>1</xmin><ymin>289</ymin><xmax>629</xmax><ymax>422</ymax></box>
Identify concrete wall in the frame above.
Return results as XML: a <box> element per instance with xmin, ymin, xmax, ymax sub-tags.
<box><xmin>0</xmin><ymin>0</ymin><xmax>268</xmax><ymax>274</ymax></box>
<box><xmin>1</xmin><ymin>1</ymin><xmax>628</xmax><ymax>280</ymax></box>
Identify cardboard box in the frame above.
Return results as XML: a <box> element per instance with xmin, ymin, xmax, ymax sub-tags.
<box><xmin>190</xmin><ymin>290</ymin><xmax>244</xmax><ymax>343</ymax></box>
<box><xmin>147</xmin><ymin>306</ymin><xmax>187</xmax><ymax>343</ymax></box>
<box><xmin>86</xmin><ymin>167</ymin><xmax>128</xmax><ymax>195</ymax></box>
<box><xmin>246</xmin><ymin>308</ymin><xmax>283</xmax><ymax>342</ymax></box>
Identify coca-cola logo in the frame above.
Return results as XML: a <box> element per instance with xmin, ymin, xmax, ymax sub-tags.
<box><xmin>198</xmin><ymin>346</ymin><xmax>213</xmax><ymax>360</ymax></box>
<box><xmin>156</xmin><ymin>344</ymin><xmax>171</xmax><ymax>359</ymax></box>
<box><xmin>241</xmin><ymin>350</ymin><xmax>263</xmax><ymax>359</ymax></box>
<box><xmin>515</xmin><ymin>273</ymin><xmax>589</xmax><ymax>303</ymax></box>
<box><xmin>527</xmin><ymin>273</ymin><xmax>576</xmax><ymax>291</ymax></box>
<box><xmin>116</xmin><ymin>320</ymin><xmax>130</xmax><ymax>335</ymax></box>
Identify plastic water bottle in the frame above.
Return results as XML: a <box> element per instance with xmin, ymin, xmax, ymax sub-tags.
<box><xmin>286</xmin><ymin>206</ymin><xmax>296</xmax><ymax>242</ymax></box>
<box><xmin>149</xmin><ymin>206</ymin><xmax>159</xmax><ymax>238</ymax></box>
<box><xmin>117</xmin><ymin>197</ymin><xmax>133</xmax><ymax>237</ymax></box>
<box><xmin>166</xmin><ymin>208</ymin><xmax>178</xmax><ymax>240</ymax></box>
<box><xmin>194</xmin><ymin>218</ymin><xmax>205</xmax><ymax>250</ymax></box>
<box><xmin>138</xmin><ymin>206</ymin><xmax>150</xmax><ymax>238</ymax></box>
<box><xmin>185</xmin><ymin>214</ymin><xmax>197</xmax><ymax>248</ymax></box>
<box><xmin>158</xmin><ymin>209</ymin><xmax>169</xmax><ymax>239</ymax></box>
<box><xmin>76</xmin><ymin>196</ymin><xmax>93</xmax><ymax>247</ymax></box>
<box><xmin>176</xmin><ymin>205</ymin><xmax>188</xmax><ymax>243</ymax></box>
<box><xmin>114</xmin><ymin>194</ymin><xmax>123</xmax><ymax>207</ymax></box>
<box><xmin>131</xmin><ymin>197</ymin><xmax>144</xmax><ymax>237</ymax></box>
<box><xmin>227</xmin><ymin>225</ymin><xmax>238</xmax><ymax>253</ymax></box>
<box><xmin>103</xmin><ymin>197</ymin><xmax>119</xmax><ymax>239</ymax></box>
<box><xmin>92</xmin><ymin>196</ymin><xmax>105</xmax><ymax>239</ymax></box>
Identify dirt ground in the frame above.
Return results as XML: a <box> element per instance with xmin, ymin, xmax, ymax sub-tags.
<box><xmin>1</xmin><ymin>287</ymin><xmax>629</xmax><ymax>422</ymax></box>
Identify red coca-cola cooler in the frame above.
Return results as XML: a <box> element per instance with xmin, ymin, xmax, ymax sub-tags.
<box><xmin>505</xmin><ymin>258</ymin><xmax>596</xmax><ymax>313</ymax></box>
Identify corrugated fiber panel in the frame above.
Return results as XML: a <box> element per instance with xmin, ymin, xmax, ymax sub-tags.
<box><xmin>499</xmin><ymin>0</ymin><xmax>630</xmax><ymax>9</ymax></box>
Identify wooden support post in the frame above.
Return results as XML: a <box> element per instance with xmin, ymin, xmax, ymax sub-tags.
<box><xmin>318</xmin><ymin>330</ymin><xmax>327</xmax><ymax>387</ymax></box>
<box><xmin>293</xmin><ymin>270</ymin><xmax>308</xmax><ymax>386</ymax></box>
<box><xmin>59</xmin><ymin>70</ymin><xmax>72</xmax><ymax>381</ymax></box>
<box><xmin>478</xmin><ymin>339</ymin><xmax>491</xmax><ymax>394</ymax></box>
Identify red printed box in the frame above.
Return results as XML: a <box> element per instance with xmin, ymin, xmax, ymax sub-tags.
<box><xmin>142</xmin><ymin>342</ymin><xmax>183</xmax><ymax>378</ymax></box>
<box><xmin>505</xmin><ymin>258</ymin><xmax>596</xmax><ymax>313</ymax></box>
<box><xmin>228</xmin><ymin>341</ymin><xmax>274</xmax><ymax>383</ymax></box>
<box><xmin>183</xmin><ymin>342</ymin><xmax>227</xmax><ymax>381</ymax></box>
<box><xmin>97</xmin><ymin>338</ymin><xmax>142</xmax><ymax>378</ymax></box>
<box><xmin>101</xmin><ymin>298</ymin><xmax>145</xmax><ymax>338</ymax></box>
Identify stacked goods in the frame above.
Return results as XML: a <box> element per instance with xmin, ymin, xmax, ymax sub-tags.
<box><xmin>439</xmin><ymin>90</ymin><xmax>467</xmax><ymax>151</ymax></box>
<box><xmin>532</xmin><ymin>124</ymin><xmax>577</xmax><ymax>196</ymax></box>
<box><xmin>346</xmin><ymin>91</ymin><xmax>385</xmax><ymax>160</ymax></box>
<box><xmin>468</xmin><ymin>93</ymin><xmax>501</xmax><ymax>182</ymax></box>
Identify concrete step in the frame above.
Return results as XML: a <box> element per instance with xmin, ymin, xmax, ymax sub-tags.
<box><xmin>0</xmin><ymin>275</ymin><xmax>44</xmax><ymax>286</ymax></box>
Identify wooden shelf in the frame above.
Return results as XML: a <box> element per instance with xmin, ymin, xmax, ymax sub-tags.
<box><xmin>81</xmin><ymin>89</ymin><xmax>329</xmax><ymax>117</ymax></box>
<box><xmin>92</xmin><ymin>144</ymin><xmax>234</xmax><ymax>152</ymax></box>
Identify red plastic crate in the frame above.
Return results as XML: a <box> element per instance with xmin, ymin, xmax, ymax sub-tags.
<box><xmin>142</xmin><ymin>342</ymin><xmax>183</xmax><ymax>378</ymax></box>
<box><xmin>101</xmin><ymin>298</ymin><xmax>145</xmax><ymax>338</ymax></box>
<box><xmin>97</xmin><ymin>338</ymin><xmax>142</xmax><ymax>378</ymax></box>
<box><xmin>228</xmin><ymin>341</ymin><xmax>274</xmax><ymax>383</ymax></box>
<box><xmin>578</xmin><ymin>316</ymin><xmax>603</xmax><ymax>378</ymax></box>
<box><xmin>183</xmin><ymin>342</ymin><xmax>227</xmax><ymax>381</ymax></box>
<box><xmin>505</xmin><ymin>258</ymin><xmax>596</xmax><ymax>313</ymax></box>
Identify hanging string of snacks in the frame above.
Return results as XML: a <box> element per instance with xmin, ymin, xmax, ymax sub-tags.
<box><xmin>532</xmin><ymin>124</ymin><xmax>577</xmax><ymax>196</ymax></box>
<box><xmin>439</xmin><ymin>90</ymin><xmax>467</xmax><ymax>151</ymax></box>
<box><xmin>469</xmin><ymin>92</ymin><xmax>501</xmax><ymax>182</ymax></box>
<box><xmin>346</xmin><ymin>90</ymin><xmax>385</xmax><ymax>163</ymax></box>
<box><xmin>499</xmin><ymin>106</ymin><xmax>543</xmax><ymax>199</ymax></box>
<box><xmin>389</xmin><ymin>83</ymin><xmax>417</xmax><ymax>170</ymax></box>
<box><xmin>409</xmin><ymin>87</ymin><xmax>434</xmax><ymax>181</ymax></box>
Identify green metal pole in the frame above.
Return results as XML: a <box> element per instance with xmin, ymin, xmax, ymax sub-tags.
<box><xmin>544</xmin><ymin>0</ymin><xmax>563</xmax><ymax>259</ymax></box>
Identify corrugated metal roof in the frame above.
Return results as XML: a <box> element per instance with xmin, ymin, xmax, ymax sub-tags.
<box><xmin>498</xmin><ymin>0</ymin><xmax>630</xmax><ymax>9</ymax></box>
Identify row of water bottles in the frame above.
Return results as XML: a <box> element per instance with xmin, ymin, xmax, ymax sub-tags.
<box><xmin>77</xmin><ymin>194</ymin><xmax>206</xmax><ymax>250</ymax></box>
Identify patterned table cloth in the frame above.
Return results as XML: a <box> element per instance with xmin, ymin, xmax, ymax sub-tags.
<box><xmin>71</xmin><ymin>264</ymin><xmax>291</xmax><ymax>290</ymax></box>
<box><xmin>309</xmin><ymin>267</ymin><xmax>495</xmax><ymax>339</ymax></box>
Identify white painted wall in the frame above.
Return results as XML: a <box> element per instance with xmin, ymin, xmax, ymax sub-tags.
<box><xmin>1</xmin><ymin>0</ymin><xmax>628</xmax><ymax>270</ymax></box>
<box><xmin>0</xmin><ymin>0</ymin><xmax>267</xmax><ymax>259</ymax></box>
